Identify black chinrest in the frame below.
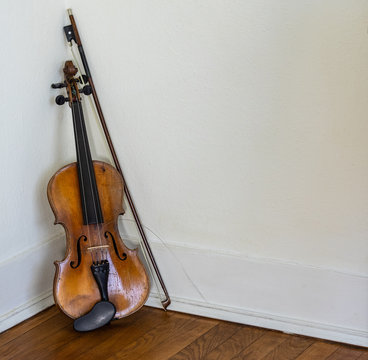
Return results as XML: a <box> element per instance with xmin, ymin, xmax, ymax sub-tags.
<box><xmin>73</xmin><ymin>301</ymin><xmax>116</xmax><ymax>332</ymax></box>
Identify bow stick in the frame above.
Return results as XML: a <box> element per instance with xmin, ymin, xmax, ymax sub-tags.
<box><xmin>64</xmin><ymin>9</ymin><xmax>171</xmax><ymax>309</ymax></box>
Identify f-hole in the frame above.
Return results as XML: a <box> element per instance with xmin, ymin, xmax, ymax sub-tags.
<box><xmin>70</xmin><ymin>235</ymin><xmax>87</xmax><ymax>268</ymax></box>
<box><xmin>104</xmin><ymin>231</ymin><xmax>127</xmax><ymax>261</ymax></box>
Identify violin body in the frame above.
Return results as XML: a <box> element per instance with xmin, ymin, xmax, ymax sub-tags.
<box><xmin>48</xmin><ymin>160</ymin><xmax>150</xmax><ymax>319</ymax></box>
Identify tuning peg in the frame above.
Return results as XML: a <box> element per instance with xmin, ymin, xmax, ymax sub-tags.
<box><xmin>81</xmin><ymin>85</ymin><xmax>92</xmax><ymax>96</ymax></box>
<box><xmin>77</xmin><ymin>75</ymin><xmax>89</xmax><ymax>84</ymax></box>
<box><xmin>51</xmin><ymin>82</ymin><xmax>66</xmax><ymax>89</ymax></box>
<box><xmin>55</xmin><ymin>95</ymin><xmax>69</xmax><ymax>106</ymax></box>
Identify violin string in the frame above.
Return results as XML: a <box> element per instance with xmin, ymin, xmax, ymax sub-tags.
<box><xmin>75</xmin><ymin>99</ymin><xmax>105</xmax><ymax>263</ymax></box>
<box><xmin>77</xmin><ymin>97</ymin><xmax>101</xmax><ymax>262</ymax></box>
<box><xmin>71</xmin><ymin>102</ymin><xmax>93</xmax><ymax>253</ymax></box>
<box><xmin>71</xmin><ymin>44</ymin><xmax>110</xmax><ymax>263</ymax></box>
<box><xmin>70</xmin><ymin>45</ymin><xmax>111</xmax><ymax>163</ymax></box>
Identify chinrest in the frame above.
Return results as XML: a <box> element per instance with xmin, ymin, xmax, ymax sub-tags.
<box><xmin>73</xmin><ymin>301</ymin><xmax>116</xmax><ymax>332</ymax></box>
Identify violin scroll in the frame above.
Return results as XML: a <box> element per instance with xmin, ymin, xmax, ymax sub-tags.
<box><xmin>51</xmin><ymin>61</ymin><xmax>92</xmax><ymax>106</ymax></box>
<box><xmin>63</xmin><ymin>60</ymin><xmax>78</xmax><ymax>79</ymax></box>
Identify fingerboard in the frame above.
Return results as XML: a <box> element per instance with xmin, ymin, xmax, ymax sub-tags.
<box><xmin>71</xmin><ymin>101</ymin><xmax>104</xmax><ymax>225</ymax></box>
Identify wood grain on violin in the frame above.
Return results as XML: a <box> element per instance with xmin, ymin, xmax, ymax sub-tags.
<box><xmin>48</xmin><ymin>161</ymin><xmax>149</xmax><ymax>319</ymax></box>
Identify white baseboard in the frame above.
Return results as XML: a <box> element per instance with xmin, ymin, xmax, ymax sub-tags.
<box><xmin>0</xmin><ymin>234</ymin><xmax>64</xmax><ymax>333</ymax></box>
<box><xmin>134</xmin><ymin>233</ymin><xmax>368</xmax><ymax>347</ymax></box>
<box><xmin>0</xmin><ymin>291</ymin><xmax>54</xmax><ymax>334</ymax></box>
<box><xmin>1</xmin><ymin>230</ymin><xmax>367</xmax><ymax>347</ymax></box>
<box><xmin>146</xmin><ymin>294</ymin><xmax>368</xmax><ymax>347</ymax></box>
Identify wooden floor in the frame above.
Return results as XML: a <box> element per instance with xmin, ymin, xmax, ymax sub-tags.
<box><xmin>0</xmin><ymin>306</ymin><xmax>366</xmax><ymax>360</ymax></box>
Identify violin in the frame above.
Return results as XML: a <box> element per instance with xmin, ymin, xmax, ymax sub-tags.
<box><xmin>48</xmin><ymin>61</ymin><xmax>150</xmax><ymax>331</ymax></box>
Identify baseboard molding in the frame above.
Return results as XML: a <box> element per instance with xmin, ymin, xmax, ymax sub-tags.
<box><xmin>0</xmin><ymin>291</ymin><xmax>54</xmax><ymax>334</ymax></box>
<box><xmin>146</xmin><ymin>294</ymin><xmax>368</xmax><ymax>347</ymax></box>
<box><xmin>0</xmin><ymin>233</ymin><xmax>64</xmax><ymax>334</ymax></box>
<box><xmin>1</xmin><ymin>230</ymin><xmax>367</xmax><ymax>347</ymax></box>
<box><xmin>127</xmin><ymin>229</ymin><xmax>368</xmax><ymax>347</ymax></box>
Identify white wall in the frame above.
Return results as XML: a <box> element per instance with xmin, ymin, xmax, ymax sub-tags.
<box><xmin>0</xmin><ymin>1</ymin><xmax>65</xmax><ymax>262</ymax></box>
<box><xmin>68</xmin><ymin>0</ymin><xmax>368</xmax><ymax>275</ymax></box>
<box><xmin>0</xmin><ymin>0</ymin><xmax>367</xmax><ymax>346</ymax></box>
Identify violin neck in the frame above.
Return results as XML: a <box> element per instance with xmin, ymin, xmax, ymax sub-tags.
<box><xmin>71</xmin><ymin>100</ymin><xmax>104</xmax><ymax>225</ymax></box>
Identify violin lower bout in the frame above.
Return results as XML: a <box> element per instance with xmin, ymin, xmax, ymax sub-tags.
<box><xmin>48</xmin><ymin>161</ymin><xmax>150</xmax><ymax>319</ymax></box>
<box><xmin>53</xmin><ymin>229</ymin><xmax>150</xmax><ymax>319</ymax></box>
